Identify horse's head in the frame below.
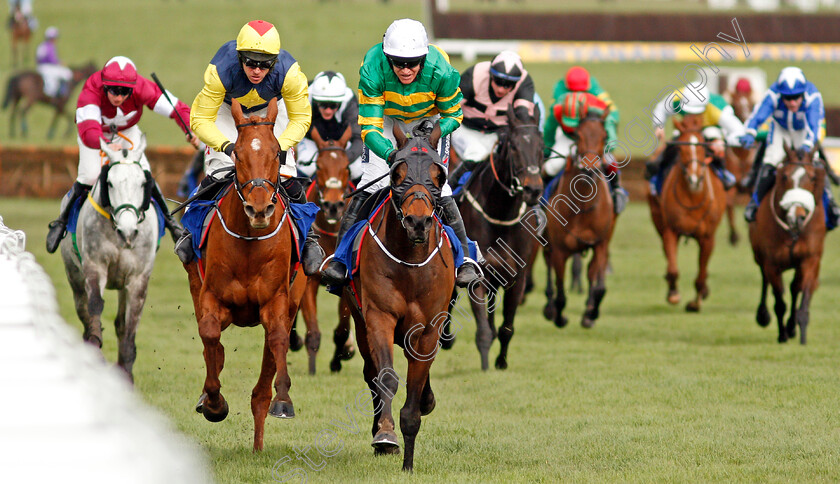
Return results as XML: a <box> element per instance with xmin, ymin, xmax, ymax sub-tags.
<box><xmin>731</xmin><ymin>91</ymin><xmax>754</xmax><ymax>123</ymax></box>
<box><xmin>775</xmin><ymin>145</ymin><xmax>825</xmax><ymax>234</ymax></box>
<box><xmin>389</xmin><ymin>121</ymin><xmax>446</xmax><ymax>245</ymax></box>
<box><xmin>230</xmin><ymin>98</ymin><xmax>283</xmax><ymax>229</ymax></box>
<box><xmin>99</xmin><ymin>135</ymin><xmax>152</xmax><ymax>247</ymax></box>
<box><xmin>673</xmin><ymin>116</ymin><xmax>712</xmax><ymax>193</ymax></box>
<box><xmin>496</xmin><ymin>108</ymin><xmax>543</xmax><ymax>205</ymax></box>
<box><xmin>569</xmin><ymin>108</ymin><xmax>610</xmax><ymax>179</ymax></box>
<box><xmin>74</xmin><ymin>62</ymin><xmax>98</xmax><ymax>83</ymax></box>
<box><xmin>312</xmin><ymin>125</ymin><xmax>352</xmax><ymax>224</ymax></box>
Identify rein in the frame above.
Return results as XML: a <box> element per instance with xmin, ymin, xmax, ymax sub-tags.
<box><xmin>464</xmin><ymin>189</ymin><xmax>527</xmax><ymax>226</ymax></box>
<box><xmin>768</xmin><ymin>184</ymin><xmax>816</xmax><ymax>237</ymax></box>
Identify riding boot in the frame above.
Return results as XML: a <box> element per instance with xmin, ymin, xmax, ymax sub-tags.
<box><xmin>448</xmin><ymin>158</ymin><xmax>479</xmax><ymax>191</ymax></box>
<box><xmin>46</xmin><ymin>181</ymin><xmax>91</xmax><ymax>253</ymax></box>
<box><xmin>710</xmin><ymin>158</ymin><xmax>736</xmax><ymax>189</ymax></box>
<box><xmin>608</xmin><ymin>172</ymin><xmax>628</xmax><ymax>214</ymax></box>
<box><xmin>320</xmin><ymin>191</ymin><xmax>371</xmax><ymax>285</ymax></box>
<box><xmin>644</xmin><ymin>158</ymin><xmax>660</xmax><ymax>181</ymax></box>
<box><xmin>438</xmin><ymin>196</ymin><xmax>480</xmax><ymax>288</ymax></box>
<box><xmin>151</xmin><ymin>182</ymin><xmax>184</xmax><ymax>243</ymax></box>
<box><xmin>823</xmin><ymin>179</ymin><xmax>840</xmax><ymax>229</ymax></box>
<box><xmin>744</xmin><ymin>163</ymin><xmax>776</xmax><ymax>222</ymax></box>
<box><xmin>283</xmin><ymin>178</ymin><xmax>325</xmax><ymax>276</ymax></box>
<box><xmin>174</xmin><ymin>174</ymin><xmax>227</xmax><ymax>264</ymax></box>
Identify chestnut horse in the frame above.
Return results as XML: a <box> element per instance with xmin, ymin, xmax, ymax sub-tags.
<box><xmin>4</xmin><ymin>62</ymin><xmax>97</xmax><ymax>138</ymax></box>
<box><xmin>182</xmin><ymin>99</ymin><xmax>307</xmax><ymax>450</ymax></box>
<box><xmin>453</xmin><ymin>108</ymin><xmax>543</xmax><ymax>371</ymax></box>
<box><xmin>543</xmin><ymin>110</ymin><xmax>616</xmax><ymax>329</ymax></box>
<box><xmin>344</xmin><ymin>123</ymin><xmax>454</xmax><ymax>472</ymax></box>
<box><xmin>295</xmin><ymin>124</ymin><xmax>356</xmax><ymax>374</ymax></box>
<box><xmin>749</xmin><ymin>146</ymin><xmax>826</xmax><ymax>344</ymax></box>
<box><xmin>9</xmin><ymin>4</ymin><xmax>31</xmax><ymax>68</ymax></box>
<box><xmin>648</xmin><ymin>114</ymin><xmax>727</xmax><ymax>312</ymax></box>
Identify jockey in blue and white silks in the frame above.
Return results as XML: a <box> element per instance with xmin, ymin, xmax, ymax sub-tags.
<box><xmin>740</xmin><ymin>66</ymin><xmax>838</xmax><ymax>226</ymax></box>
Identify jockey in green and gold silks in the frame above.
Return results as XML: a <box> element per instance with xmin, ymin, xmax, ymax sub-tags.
<box><xmin>321</xmin><ymin>18</ymin><xmax>480</xmax><ymax>288</ymax></box>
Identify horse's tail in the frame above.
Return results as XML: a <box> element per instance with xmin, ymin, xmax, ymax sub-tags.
<box><xmin>2</xmin><ymin>75</ymin><xmax>19</xmax><ymax>110</ymax></box>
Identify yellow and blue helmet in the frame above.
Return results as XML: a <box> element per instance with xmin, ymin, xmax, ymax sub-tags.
<box><xmin>236</xmin><ymin>20</ymin><xmax>281</xmax><ymax>61</ymax></box>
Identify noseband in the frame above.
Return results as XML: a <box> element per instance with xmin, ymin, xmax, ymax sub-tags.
<box><xmin>232</xmin><ymin>120</ymin><xmax>285</xmax><ymax>205</ymax></box>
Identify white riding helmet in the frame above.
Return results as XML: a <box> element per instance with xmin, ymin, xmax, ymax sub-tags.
<box><xmin>45</xmin><ymin>26</ymin><xmax>59</xmax><ymax>40</ymax></box>
<box><xmin>310</xmin><ymin>71</ymin><xmax>347</xmax><ymax>103</ymax></box>
<box><xmin>680</xmin><ymin>84</ymin><xmax>710</xmax><ymax>114</ymax></box>
<box><xmin>382</xmin><ymin>19</ymin><xmax>429</xmax><ymax>59</ymax></box>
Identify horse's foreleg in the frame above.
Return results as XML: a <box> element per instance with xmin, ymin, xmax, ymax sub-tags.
<box><xmin>263</xmin><ymin>292</ymin><xmax>294</xmax><ymax>419</ymax></box>
<box><xmin>764</xmin><ymin>265</ymin><xmax>788</xmax><ymax>343</ymax></box>
<box><xmin>468</xmin><ymin>281</ymin><xmax>493</xmax><ymax>371</ymax></box>
<box><xmin>686</xmin><ymin>235</ymin><xmax>714</xmax><ymax>312</ymax></box>
<box><xmin>83</xmin><ymin>268</ymin><xmax>106</xmax><ymax>348</ymax></box>
<box><xmin>756</xmin><ymin>268</ymin><xmax>771</xmax><ymax>327</ymax></box>
<box><xmin>300</xmin><ymin>278</ymin><xmax>321</xmax><ymax>375</ymax></box>
<box><xmin>115</xmin><ymin>277</ymin><xmax>150</xmax><ymax>384</ymax></box>
<box><xmin>542</xmin><ymin>245</ymin><xmax>556</xmax><ymax>321</ymax></box>
<box><xmin>400</xmin><ymin>354</ymin><xmax>436</xmax><ymax>472</ymax></box>
<box><xmin>786</xmin><ymin>269</ymin><xmax>802</xmax><ymax>341</ymax></box>
<box><xmin>583</xmin><ymin>242</ymin><xmax>609</xmax><ymax>328</ymax></box>
<box><xmin>251</xmin><ymin>332</ymin><xmax>276</xmax><ymax>451</ymax></box>
<box><xmin>46</xmin><ymin>109</ymin><xmax>60</xmax><ymax>139</ymax></box>
<box><xmin>363</xmin><ymin>308</ymin><xmax>399</xmax><ymax>454</ymax></box>
<box><xmin>570</xmin><ymin>253</ymin><xmax>584</xmax><ymax>294</ymax></box>
<box><xmin>550</xmin><ymin>249</ymin><xmax>569</xmax><ymax>328</ymax></box>
<box><xmin>795</xmin><ymin>258</ymin><xmax>821</xmax><ymax>345</ymax></box>
<box><xmin>197</xmin><ymin>293</ymin><xmax>229</xmax><ymax>422</ymax></box>
<box><xmin>662</xmin><ymin>229</ymin><xmax>680</xmax><ymax>305</ymax></box>
<box><xmin>330</xmin><ymin>297</ymin><xmax>355</xmax><ymax>371</ymax></box>
<box><xmin>495</xmin><ymin>278</ymin><xmax>526</xmax><ymax>370</ymax></box>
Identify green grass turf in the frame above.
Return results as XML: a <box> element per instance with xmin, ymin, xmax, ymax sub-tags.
<box><xmin>2</xmin><ymin>197</ymin><xmax>840</xmax><ymax>483</ymax></box>
<box><xmin>2</xmin><ymin>0</ymin><xmax>839</xmax><ymax>157</ymax></box>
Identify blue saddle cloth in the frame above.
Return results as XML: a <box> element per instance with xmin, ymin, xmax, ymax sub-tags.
<box><xmin>66</xmin><ymin>190</ymin><xmax>166</xmax><ymax>241</ymax></box>
<box><xmin>180</xmin><ymin>186</ymin><xmax>319</xmax><ymax>260</ymax></box>
<box><xmin>651</xmin><ymin>167</ymin><xmax>734</xmax><ymax>197</ymax></box>
<box><xmin>327</xmin><ymin>195</ymin><xmax>477</xmax><ymax>295</ymax></box>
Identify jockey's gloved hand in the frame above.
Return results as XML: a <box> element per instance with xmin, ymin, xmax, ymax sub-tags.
<box><xmin>386</xmin><ymin>150</ymin><xmax>397</xmax><ymax>165</ymax></box>
<box><xmin>738</xmin><ymin>134</ymin><xmax>755</xmax><ymax>149</ymax></box>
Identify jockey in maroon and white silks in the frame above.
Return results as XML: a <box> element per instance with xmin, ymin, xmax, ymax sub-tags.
<box><xmin>449</xmin><ymin>50</ymin><xmax>537</xmax><ymax>187</ymax></box>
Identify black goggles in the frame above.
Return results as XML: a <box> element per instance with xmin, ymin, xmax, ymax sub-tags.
<box><xmin>492</xmin><ymin>76</ymin><xmax>517</xmax><ymax>89</ymax></box>
<box><xmin>781</xmin><ymin>93</ymin><xmax>803</xmax><ymax>101</ymax></box>
<box><xmin>105</xmin><ymin>85</ymin><xmax>133</xmax><ymax>97</ymax></box>
<box><xmin>317</xmin><ymin>101</ymin><xmax>341</xmax><ymax>110</ymax></box>
<box><xmin>239</xmin><ymin>54</ymin><xmax>276</xmax><ymax>70</ymax></box>
<box><xmin>389</xmin><ymin>56</ymin><xmax>423</xmax><ymax>70</ymax></box>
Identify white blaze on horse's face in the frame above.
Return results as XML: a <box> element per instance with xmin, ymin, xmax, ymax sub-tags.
<box><xmin>781</xmin><ymin>166</ymin><xmax>816</xmax><ymax>227</ymax></box>
<box><xmin>109</xmin><ymin>161</ymin><xmax>147</xmax><ymax>247</ymax></box>
<box><xmin>250</xmin><ymin>138</ymin><xmax>261</xmax><ymax>151</ymax></box>
<box><xmin>686</xmin><ymin>135</ymin><xmax>703</xmax><ymax>192</ymax></box>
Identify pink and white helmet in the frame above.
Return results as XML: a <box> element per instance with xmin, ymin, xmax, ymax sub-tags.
<box><xmin>101</xmin><ymin>56</ymin><xmax>138</xmax><ymax>87</ymax></box>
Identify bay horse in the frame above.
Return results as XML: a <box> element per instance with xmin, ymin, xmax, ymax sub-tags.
<box><xmin>542</xmin><ymin>109</ymin><xmax>616</xmax><ymax>329</ymax></box>
<box><xmin>59</xmin><ymin>136</ymin><xmax>158</xmax><ymax>383</ymax></box>
<box><xmin>295</xmin><ymin>124</ymin><xmax>356</xmax><ymax>374</ymax></box>
<box><xmin>182</xmin><ymin>99</ymin><xmax>307</xmax><ymax>450</ymax></box>
<box><xmin>343</xmin><ymin>122</ymin><xmax>454</xmax><ymax>472</ymax></box>
<box><xmin>9</xmin><ymin>3</ymin><xmax>31</xmax><ymax>68</ymax></box>
<box><xmin>648</xmin><ymin>114</ymin><xmax>727</xmax><ymax>312</ymax></box>
<box><xmin>749</xmin><ymin>145</ymin><xmax>826</xmax><ymax>344</ymax></box>
<box><xmin>3</xmin><ymin>62</ymin><xmax>97</xmax><ymax>138</ymax></box>
<box><xmin>454</xmin><ymin>108</ymin><xmax>543</xmax><ymax>370</ymax></box>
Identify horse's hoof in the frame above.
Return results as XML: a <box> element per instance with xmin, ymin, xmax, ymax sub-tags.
<box><xmin>777</xmin><ymin>334</ymin><xmax>788</xmax><ymax>344</ymax></box>
<box><xmin>786</xmin><ymin>324</ymin><xmax>796</xmax><ymax>339</ymax></box>
<box><xmin>543</xmin><ymin>303</ymin><xmax>556</xmax><ymax>321</ymax></box>
<box><xmin>756</xmin><ymin>307</ymin><xmax>771</xmax><ymax>327</ymax></box>
<box><xmin>685</xmin><ymin>301</ymin><xmax>700</xmax><ymax>313</ymax></box>
<box><xmin>667</xmin><ymin>292</ymin><xmax>681</xmax><ymax>305</ymax></box>
<box><xmin>269</xmin><ymin>400</ymin><xmax>295</xmax><ymax>419</ymax></box>
<box><xmin>581</xmin><ymin>316</ymin><xmax>596</xmax><ymax>328</ymax></box>
<box><xmin>329</xmin><ymin>358</ymin><xmax>342</xmax><ymax>373</ymax></box>
<box><xmin>372</xmin><ymin>432</ymin><xmax>400</xmax><ymax>455</ymax></box>
<box><xmin>554</xmin><ymin>315</ymin><xmax>568</xmax><ymax>329</ymax></box>
<box><xmin>340</xmin><ymin>344</ymin><xmax>356</xmax><ymax>361</ymax></box>
<box><xmin>289</xmin><ymin>331</ymin><xmax>304</xmax><ymax>352</ymax></box>
<box><xmin>201</xmin><ymin>398</ymin><xmax>229</xmax><ymax>423</ymax></box>
<box><xmin>495</xmin><ymin>356</ymin><xmax>508</xmax><ymax>370</ymax></box>
<box><xmin>729</xmin><ymin>232</ymin><xmax>740</xmax><ymax>246</ymax></box>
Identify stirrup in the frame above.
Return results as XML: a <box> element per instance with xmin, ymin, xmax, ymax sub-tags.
<box><xmin>320</xmin><ymin>257</ymin><xmax>349</xmax><ymax>286</ymax></box>
<box><xmin>455</xmin><ymin>258</ymin><xmax>483</xmax><ymax>288</ymax></box>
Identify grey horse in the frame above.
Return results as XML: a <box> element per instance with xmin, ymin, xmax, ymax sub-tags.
<box><xmin>60</xmin><ymin>136</ymin><xmax>158</xmax><ymax>383</ymax></box>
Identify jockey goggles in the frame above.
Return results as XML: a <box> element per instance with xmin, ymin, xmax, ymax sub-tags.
<box><xmin>781</xmin><ymin>93</ymin><xmax>803</xmax><ymax>101</ymax></box>
<box><xmin>388</xmin><ymin>55</ymin><xmax>424</xmax><ymax>70</ymax></box>
<box><xmin>105</xmin><ymin>85</ymin><xmax>133</xmax><ymax>97</ymax></box>
<box><xmin>316</xmin><ymin>101</ymin><xmax>341</xmax><ymax>110</ymax></box>
<box><xmin>238</xmin><ymin>52</ymin><xmax>276</xmax><ymax>70</ymax></box>
<box><xmin>491</xmin><ymin>76</ymin><xmax>517</xmax><ymax>89</ymax></box>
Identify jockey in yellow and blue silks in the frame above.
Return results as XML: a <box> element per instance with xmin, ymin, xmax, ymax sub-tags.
<box><xmin>175</xmin><ymin>20</ymin><xmax>325</xmax><ymax>273</ymax></box>
<box><xmin>645</xmin><ymin>83</ymin><xmax>744</xmax><ymax>196</ymax></box>
<box><xmin>740</xmin><ymin>66</ymin><xmax>839</xmax><ymax>227</ymax></box>
<box><xmin>319</xmin><ymin>18</ymin><xmax>480</xmax><ymax>288</ymax></box>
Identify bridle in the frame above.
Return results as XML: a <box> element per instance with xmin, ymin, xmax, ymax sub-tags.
<box><xmin>489</xmin><ymin>122</ymin><xmax>541</xmax><ymax>197</ymax></box>
<box><xmin>90</xmin><ymin>161</ymin><xmax>150</xmax><ymax>227</ymax></box>
<box><xmin>769</xmin><ymin>160</ymin><xmax>820</xmax><ymax>238</ymax></box>
<box><xmin>232</xmin><ymin>120</ymin><xmax>286</xmax><ymax>205</ymax></box>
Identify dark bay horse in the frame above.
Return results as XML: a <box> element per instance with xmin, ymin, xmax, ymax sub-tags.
<box><xmin>295</xmin><ymin>124</ymin><xmax>356</xmax><ymax>374</ymax></box>
<box><xmin>455</xmin><ymin>108</ymin><xmax>543</xmax><ymax>370</ymax></box>
<box><xmin>749</xmin><ymin>146</ymin><xmax>826</xmax><ymax>344</ymax></box>
<box><xmin>4</xmin><ymin>62</ymin><xmax>97</xmax><ymax>138</ymax></box>
<box><xmin>343</xmin><ymin>123</ymin><xmax>454</xmax><ymax>472</ymax></box>
<box><xmin>182</xmin><ymin>99</ymin><xmax>306</xmax><ymax>451</ymax></box>
<box><xmin>543</xmin><ymin>109</ymin><xmax>616</xmax><ymax>329</ymax></box>
<box><xmin>648</xmin><ymin>114</ymin><xmax>727</xmax><ymax>312</ymax></box>
<box><xmin>9</xmin><ymin>4</ymin><xmax>31</xmax><ymax>67</ymax></box>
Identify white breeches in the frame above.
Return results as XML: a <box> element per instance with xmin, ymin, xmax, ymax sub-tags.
<box><xmin>450</xmin><ymin>125</ymin><xmax>498</xmax><ymax>163</ymax></box>
<box><xmin>37</xmin><ymin>64</ymin><xmax>72</xmax><ymax>98</ymax></box>
<box><xmin>76</xmin><ymin>125</ymin><xmax>150</xmax><ymax>185</ymax></box>
<box><xmin>543</xmin><ymin>129</ymin><xmax>575</xmax><ymax>177</ymax></box>
<box><xmin>763</xmin><ymin>119</ymin><xmax>810</xmax><ymax>167</ymax></box>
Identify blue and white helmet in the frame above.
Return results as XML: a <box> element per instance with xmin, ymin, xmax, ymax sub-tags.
<box><xmin>776</xmin><ymin>67</ymin><xmax>807</xmax><ymax>97</ymax></box>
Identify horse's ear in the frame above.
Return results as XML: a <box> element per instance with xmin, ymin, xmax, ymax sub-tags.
<box><xmin>390</xmin><ymin>161</ymin><xmax>407</xmax><ymax>186</ymax></box>
<box><xmin>783</xmin><ymin>142</ymin><xmax>796</xmax><ymax>162</ymax></box>
<box><xmin>231</xmin><ymin>99</ymin><xmax>246</xmax><ymax>125</ymax></box>
<box><xmin>393</xmin><ymin>123</ymin><xmax>408</xmax><ymax>149</ymax></box>
<box><xmin>429</xmin><ymin>122</ymin><xmax>442</xmax><ymax>149</ymax></box>
<box><xmin>100</xmin><ymin>138</ymin><xmax>117</xmax><ymax>159</ymax></box>
<box><xmin>266</xmin><ymin>97</ymin><xmax>278</xmax><ymax>124</ymax></box>
<box><xmin>310</xmin><ymin>124</ymin><xmax>326</xmax><ymax>149</ymax></box>
<box><xmin>338</xmin><ymin>124</ymin><xmax>353</xmax><ymax>148</ymax></box>
<box><xmin>601</xmin><ymin>107</ymin><xmax>611</xmax><ymax>123</ymax></box>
